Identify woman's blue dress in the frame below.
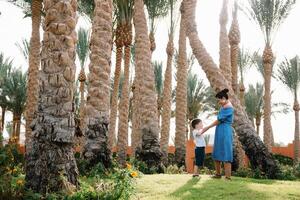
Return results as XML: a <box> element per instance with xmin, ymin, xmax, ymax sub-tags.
<box><xmin>212</xmin><ymin>107</ymin><xmax>234</xmax><ymax>162</ymax></box>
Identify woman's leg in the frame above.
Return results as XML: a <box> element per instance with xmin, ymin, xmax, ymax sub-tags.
<box><xmin>215</xmin><ymin>160</ymin><xmax>221</xmax><ymax>175</ymax></box>
<box><xmin>193</xmin><ymin>165</ymin><xmax>199</xmax><ymax>175</ymax></box>
<box><xmin>224</xmin><ymin>162</ymin><xmax>232</xmax><ymax>179</ymax></box>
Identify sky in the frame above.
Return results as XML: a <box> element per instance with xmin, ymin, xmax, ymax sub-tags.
<box><xmin>0</xmin><ymin>0</ymin><xmax>300</xmax><ymax>145</ymax></box>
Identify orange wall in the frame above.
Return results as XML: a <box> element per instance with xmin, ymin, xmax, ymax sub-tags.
<box><xmin>16</xmin><ymin>141</ymin><xmax>297</xmax><ymax>174</ymax></box>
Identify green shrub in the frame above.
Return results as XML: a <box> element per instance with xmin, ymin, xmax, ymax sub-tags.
<box><xmin>276</xmin><ymin>165</ymin><xmax>297</xmax><ymax>181</ymax></box>
<box><xmin>233</xmin><ymin>167</ymin><xmax>254</xmax><ymax>178</ymax></box>
<box><xmin>163</xmin><ymin>165</ymin><xmax>185</xmax><ymax>174</ymax></box>
<box><xmin>273</xmin><ymin>154</ymin><xmax>293</xmax><ymax>166</ymax></box>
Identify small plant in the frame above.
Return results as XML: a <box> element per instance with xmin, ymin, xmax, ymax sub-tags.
<box><xmin>163</xmin><ymin>165</ymin><xmax>185</xmax><ymax>174</ymax></box>
<box><xmin>273</xmin><ymin>154</ymin><xmax>293</xmax><ymax>166</ymax></box>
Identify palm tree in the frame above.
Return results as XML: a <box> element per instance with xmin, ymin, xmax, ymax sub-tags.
<box><xmin>175</xmin><ymin>3</ymin><xmax>188</xmax><ymax>167</ymax></box>
<box><xmin>76</xmin><ymin>27</ymin><xmax>90</xmax><ymax>131</ymax></box>
<box><xmin>229</xmin><ymin>1</ymin><xmax>240</xmax><ymax>93</ymax></box>
<box><xmin>108</xmin><ymin>1</ymin><xmax>125</xmax><ymax>149</ymax></box>
<box><xmin>153</xmin><ymin>61</ymin><xmax>163</xmax><ymax>122</ymax></box>
<box><xmin>116</xmin><ymin>0</ymin><xmax>133</xmax><ymax>166</ymax></box>
<box><xmin>144</xmin><ymin>0</ymin><xmax>169</xmax><ymax>52</ymax></box>
<box><xmin>183</xmin><ymin>0</ymin><xmax>279</xmax><ymax>178</ymax></box>
<box><xmin>134</xmin><ymin>0</ymin><xmax>162</xmax><ymax>168</ymax></box>
<box><xmin>1</xmin><ymin>69</ymin><xmax>27</xmax><ymax>143</ymax></box>
<box><xmin>78</xmin><ymin>0</ymin><xmax>94</xmax><ymax>20</ymax></box>
<box><xmin>277</xmin><ymin>56</ymin><xmax>300</xmax><ymax>163</ymax></box>
<box><xmin>0</xmin><ymin>53</ymin><xmax>13</xmax><ymax>133</ymax></box>
<box><xmin>82</xmin><ymin>0</ymin><xmax>113</xmax><ymax>168</ymax></box>
<box><xmin>238</xmin><ymin>48</ymin><xmax>253</xmax><ymax>106</ymax></box>
<box><xmin>160</xmin><ymin>0</ymin><xmax>176</xmax><ymax>165</ymax></box>
<box><xmin>25</xmin><ymin>0</ymin><xmax>79</xmax><ymax>193</ymax></box>
<box><xmin>246</xmin><ymin>0</ymin><xmax>296</xmax><ymax>151</ymax></box>
<box><xmin>219</xmin><ymin>0</ymin><xmax>231</xmax><ymax>83</ymax></box>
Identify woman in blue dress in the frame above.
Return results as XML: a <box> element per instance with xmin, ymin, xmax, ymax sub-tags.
<box><xmin>200</xmin><ymin>89</ymin><xmax>234</xmax><ymax>180</ymax></box>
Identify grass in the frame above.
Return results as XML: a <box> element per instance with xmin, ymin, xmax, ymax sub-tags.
<box><xmin>133</xmin><ymin>174</ymin><xmax>300</xmax><ymax>200</ymax></box>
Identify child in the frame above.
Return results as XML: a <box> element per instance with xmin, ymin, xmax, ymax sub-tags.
<box><xmin>192</xmin><ymin>118</ymin><xmax>206</xmax><ymax>177</ymax></box>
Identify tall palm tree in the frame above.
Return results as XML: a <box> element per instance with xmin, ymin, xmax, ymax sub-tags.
<box><xmin>144</xmin><ymin>0</ymin><xmax>169</xmax><ymax>52</ymax></box>
<box><xmin>116</xmin><ymin>0</ymin><xmax>133</xmax><ymax>166</ymax></box>
<box><xmin>0</xmin><ymin>53</ymin><xmax>13</xmax><ymax>133</ymax></box>
<box><xmin>183</xmin><ymin>0</ymin><xmax>279</xmax><ymax>178</ymax></box>
<box><xmin>134</xmin><ymin>0</ymin><xmax>162</xmax><ymax>168</ymax></box>
<box><xmin>160</xmin><ymin>0</ymin><xmax>176</xmax><ymax>165</ymax></box>
<box><xmin>175</xmin><ymin>3</ymin><xmax>188</xmax><ymax>167</ymax></box>
<box><xmin>246</xmin><ymin>0</ymin><xmax>296</xmax><ymax>151</ymax></box>
<box><xmin>238</xmin><ymin>48</ymin><xmax>253</xmax><ymax>106</ymax></box>
<box><xmin>252</xmin><ymin>52</ymin><xmax>275</xmax><ymax>144</ymax></box>
<box><xmin>153</xmin><ymin>61</ymin><xmax>163</xmax><ymax>122</ymax></box>
<box><xmin>108</xmin><ymin>4</ymin><xmax>125</xmax><ymax>149</ymax></box>
<box><xmin>1</xmin><ymin>69</ymin><xmax>27</xmax><ymax>143</ymax></box>
<box><xmin>76</xmin><ymin>27</ymin><xmax>90</xmax><ymax>131</ymax></box>
<box><xmin>25</xmin><ymin>0</ymin><xmax>79</xmax><ymax>193</ymax></box>
<box><xmin>229</xmin><ymin>1</ymin><xmax>240</xmax><ymax>93</ymax></box>
<box><xmin>82</xmin><ymin>0</ymin><xmax>113</xmax><ymax>168</ymax></box>
<box><xmin>277</xmin><ymin>56</ymin><xmax>300</xmax><ymax>163</ymax></box>
<box><xmin>219</xmin><ymin>0</ymin><xmax>231</xmax><ymax>83</ymax></box>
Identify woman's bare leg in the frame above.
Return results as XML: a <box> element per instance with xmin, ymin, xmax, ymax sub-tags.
<box><xmin>224</xmin><ymin>162</ymin><xmax>232</xmax><ymax>179</ymax></box>
<box><xmin>193</xmin><ymin>165</ymin><xmax>199</xmax><ymax>175</ymax></box>
<box><xmin>215</xmin><ymin>161</ymin><xmax>221</xmax><ymax>175</ymax></box>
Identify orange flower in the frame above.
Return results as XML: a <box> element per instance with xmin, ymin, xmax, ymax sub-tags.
<box><xmin>130</xmin><ymin>171</ymin><xmax>138</xmax><ymax>178</ymax></box>
<box><xmin>126</xmin><ymin>163</ymin><xmax>132</xmax><ymax>169</ymax></box>
<box><xmin>16</xmin><ymin>179</ymin><xmax>24</xmax><ymax>186</ymax></box>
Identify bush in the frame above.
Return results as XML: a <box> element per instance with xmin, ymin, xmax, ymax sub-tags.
<box><xmin>233</xmin><ymin>167</ymin><xmax>254</xmax><ymax>178</ymax></box>
<box><xmin>276</xmin><ymin>164</ymin><xmax>297</xmax><ymax>181</ymax></box>
<box><xmin>163</xmin><ymin>165</ymin><xmax>185</xmax><ymax>174</ymax></box>
<box><xmin>273</xmin><ymin>154</ymin><xmax>293</xmax><ymax>166</ymax></box>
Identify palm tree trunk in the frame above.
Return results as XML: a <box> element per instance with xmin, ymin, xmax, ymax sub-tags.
<box><xmin>82</xmin><ymin>0</ymin><xmax>113</xmax><ymax>168</ymax></box>
<box><xmin>229</xmin><ymin>1</ymin><xmax>240</xmax><ymax>93</ymax></box>
<box><xmin>149</xmin><ymin>31</ymin><xmax>156</xmax><ymax>52</ymax></box>
<box><xmin>175</xmin><ymin>5</ymin><xmax>188</xmax><ymax>167</ymax></box>
<box><xmin>117</xmin><ymin>42</ymin><xmax>131</xmax><ymax>166</ymax></box>
<box><xmin>131</xmin><ymin>80</ymin><xmax>140</xmax><ymax>156</ymax></box>
<box><xmin>256</xmin><ymin>115</ymin><xmax>261</xmax><ymax>135</ymax></box>
<box><xmin>78</xmin><ymin>68</ymin><xmax>86</xmax><ymax>130</ymax></box>
<box><xmin>25</xmin><ymin>0</ymin><xmax>42</xmax><ymax>151</ymax></box>
<box><xmin>25</xmin><ymin>0</ymin><xmax>79</xmax><ymax>193</ymax></box>
<box><xmin>183</xmin><ymin>0</ymin><xmax>279</xmax><ymax>178</ymax></box>
<box><xmin>134</xmin><ymin>0</ymin><xmax>162</xmax><ymax>168</ymax></box>
<box><xmin>16</xmin><ymin>114</ymin><xmax>21</xmax><ymax>144</ymax></box>
<box><xmin>108</xmin><ymin>44</ymin><xmax>123</xmax><ymax>150</ymax></box>
<box><xmin>160</xmin><ymin>33</ymin><xmax>174</xmax><ymax>165</ymax></box>
<box><xmin>1</xmin><ymin>107</ymin><xmax>5</xmax><ymax>132</ymax></box>
<box><xmin>293</xmin><ymin>95</ymin><xmax>300</xmax><ymax>164</ymax></box>
<box><xmin>219</xmin><ymin>0</ymin><xmax>231</xmax><ymax>83</ymax></box>
<box><xmin>263</xmin><ymin>45</ymin><xmax>273</xmax><ymax>151</ymax></box>
<box><xmin>12</xmin><ymin>113</ymin><xmax>17</xmax><ymax>142</ymax></box>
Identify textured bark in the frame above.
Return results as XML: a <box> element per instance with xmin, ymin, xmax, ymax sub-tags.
<box><xmin>239</xmin><ymin>83</ymin><xmax>245</xmax><ymax>106</ymax></box>
<box><xmin>263</xmin><ymin>45</ymin><xmax>273</xmax><ymax>151</ymax></box>
<box><xmin>175</xmin><ymin>6</ymin><xmax>188</xmax><ymax>167</ymax></box>
<box><xmin>256</xmin><ymin>115</ymin><xmax>261</xmax><ymax>135</ymax></box>
<box><xmin>149</xmin><ymin>31</ymin><xmax>156</xmax><ymax>52</ymax></box>
<box><xmin>108</xmin><ymin>46</ymin><xmax>123</xmax><ymax>150</ymax></box>
<box><xmin>78</xmin><ymin>68</ymin><xmax>86</xmax><ymax>131</ymax></box>
<box><xmin>82</xmin><ymin>0</ymin><xmax>113</xmax><ymax>168</ymax></box>
<box><xmin>294</xmin><ymin>98</ymin><xmax>300</xmax><ymax>163</ymax></box>
<box><xmin>134</xmin><ymin>0</ymin><xmax>162</xmax><ymax>168</ymax></box>
<box><xmin>108</xmin><ymin>24</ymin><xmax>124</xmax><ymax>150</ymax></box>
<box><xmin>131</xmin><ymin>79</ymin><xmax>140</xmax><ymax>156</ymax></box>
<box><xmin>25</xmin><ymin>0</ymin><xmax>79</xmax><ymax>193</ymax></box>
<box><xmin>160</xmin><ymin>33</ymin><xmax>174</xmax><ymax>165</ymax></box>
<box><xmin>25</xmin><ymin>0</ymin><xmax>42</xmax><ymax>151</ymax></box>
<box><xmin>117</xmin><ymin>29</ymin><xmax>131</xmax><ymax>165</ymax></box>
<box><xmin>228</xmin><ymin>2</ymin><xmax>244</xmax><ymax>169</ymax></box>
<box><xmin>228</xmin><ymin>1</ymin><xmax>240</xmax><ymax>93</ymax></box>
<box><xmin>183</xmin><ymin>0</ymin><xmax>279</xmax><ymax>178</ymax></box>
<box><xmin>219</xmin><ymin>0</ymin><xmax>231</xmax><ymax>83</ymax></box>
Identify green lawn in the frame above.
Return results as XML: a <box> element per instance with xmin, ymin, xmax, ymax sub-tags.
<box><xmin>133</xmin><ymin>174</ymin><xmax>300</xmax><ymax>200</ymax></box>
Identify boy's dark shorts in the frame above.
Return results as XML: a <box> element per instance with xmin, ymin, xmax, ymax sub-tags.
<box><xmin>195</xmin><ymin>147</ymin><xmax>205</xmax><ymax>167</ymax></box>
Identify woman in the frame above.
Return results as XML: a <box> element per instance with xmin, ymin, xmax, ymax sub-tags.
<box><xmin>201</xmin><ymin>88</ymin><xmax>234</xmax><ymax>180</ymax></box>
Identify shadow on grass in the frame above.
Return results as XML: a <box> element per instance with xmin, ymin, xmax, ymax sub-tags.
<box><xmin>170</xmin><ymin>177</ymin><xmax>276</xmax><ymax>200</ymax></box>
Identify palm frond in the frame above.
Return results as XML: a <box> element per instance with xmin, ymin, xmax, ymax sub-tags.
<box><xmin>153</xmin><ymin>61</ymin><xmax>164</xmax><ymax>97</ymax></box>
<box><xmin>144</xmin><ymin>0</ymin><xmax>169</xmax><ymax>32</ymax></box>
<box><xmin>76</xmin><ymin>27</ymin><xmax>90</xmax><ymax>69</ymax></box>
<box><xmin>15</xmin><ymin>38</ymin><xmax>30</xmax><ymax>62</ymax></box>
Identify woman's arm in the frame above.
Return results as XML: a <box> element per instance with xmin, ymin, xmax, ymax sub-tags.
<box><xmin>201</xmin><ymin>120</ymin><xmax>219</xmax><ymax>134</ymax></box>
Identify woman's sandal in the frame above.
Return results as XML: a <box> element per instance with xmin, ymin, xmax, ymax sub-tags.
<box><xmin>192</xmin><ymin>174</ymin><xmax>200</xmax><ymax>178</ymax></box>
<box><xmin>211</xmin><ymin>174</ymin><xmax>222</xmax><ymax>179</ymax></box>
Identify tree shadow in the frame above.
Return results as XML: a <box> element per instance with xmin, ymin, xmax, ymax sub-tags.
<box><xmin>170</xmin><ymin>177</ymin><xmax>275</xmax><ymax>200</ymax></box>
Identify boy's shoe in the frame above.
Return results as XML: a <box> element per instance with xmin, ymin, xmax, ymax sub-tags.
<box><xmin>192</xmin><ymin>174</ymin><xmax>199</xmax><ymax>177</ymax></box>
<box><xmin>211</xmin><ymin>174</ymin><xmax>222</xmax><ymax>179</ymax></box>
